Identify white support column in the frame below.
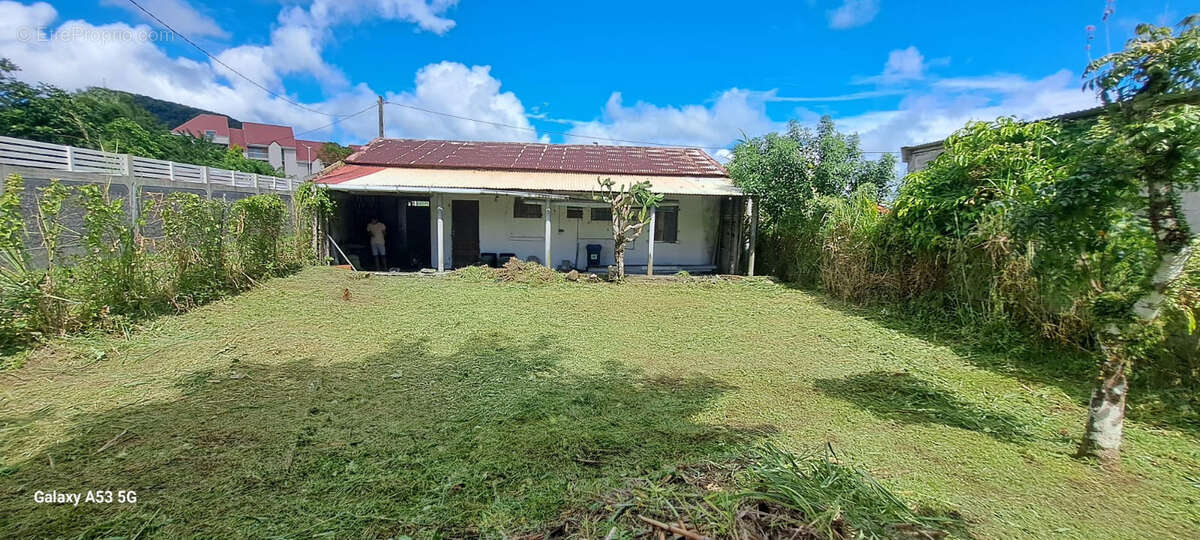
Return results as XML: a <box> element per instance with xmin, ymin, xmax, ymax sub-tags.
<box><xmin>201</xmin><ymin>166</ymin><xmax>211</xmax><ymax>199</ymax></box>
<box><xmin>436</xmin><ymin>199</ymin><xmax>445</xmax><ymax>272</ymax></box>
<box><xmin>543</xmin><ymin>204</ymin><xmax>552</xmax><ymax>268</ymax></box>
<box><xmin>65</xmin><ymin>146</ymin><xmax>75</xmax><ymax>172</ymax></box>
<box><xmin>122</xmin><ymin>154</ymin><xmax>133</xmax><ymax>176</ymax></box>
<box><xmin>748</xmin><ymin>197</ymin><xmax>758</xmax><ymax>276</ymax></box>
<box><xmin>647</xmin><ymin>208</ymin><xmax>656</xmax><ymax>276</ymax></box>
<box><xmin>167</xmin><ymin>161</ymin><xmax>175</xmax><ymax>182</ymax></box>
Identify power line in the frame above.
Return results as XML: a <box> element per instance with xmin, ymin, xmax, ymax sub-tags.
<box><xmin>384</xmin><ymin>101</ymin><xmax>899</xmax><ymax>153</ymax></box>
<box><xmin>293</xmin><ymin>103</ymin><xmax>377</xmax><ymax>138</ymax></box>
<box><xmin>126</xmin><ymin>0</ymin><xmax>897</xmax><ymax>154</ymax></box>
<box><xmin>124</xmin><ymin>0</ymin><xmax>346</xmax><ymax>119</ymax></box>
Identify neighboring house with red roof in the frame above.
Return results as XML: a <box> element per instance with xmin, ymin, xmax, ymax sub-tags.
<box><xmin>172</xmin><ymin>114</ymin><xmax>333</xmax><ymax>179</ymax></box>
<box><xmin>312</xmin><ymin>138</ymin><xmax>752</xmax><ymax>275</ymax></box>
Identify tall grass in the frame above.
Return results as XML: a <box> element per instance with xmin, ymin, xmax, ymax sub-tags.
<box><xmin>737</xmin><ymin>444</ymin><xmax>954</xmax><ymax>539</ymax></box>
<box><xmin>0</xmin><ymin>174</ymin><xmax>310</xmax><ymax>348</ymax></box>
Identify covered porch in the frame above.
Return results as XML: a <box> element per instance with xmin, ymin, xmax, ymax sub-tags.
<box><xmin>322</xmin><ymin>184</ymin><xmax>757</xmax><ymax>275</ymax></box>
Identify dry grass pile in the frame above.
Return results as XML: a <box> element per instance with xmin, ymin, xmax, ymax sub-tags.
<box><xmin>496</xmin><ymin>259</ymin><xmax>562</xmax><ymax>284</ymax></box>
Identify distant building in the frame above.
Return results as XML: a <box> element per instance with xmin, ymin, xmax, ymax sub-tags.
<box><xmin>172</xmin><ymin>114</ymin><xmax>335</xmax><ymax>179</ymax></box>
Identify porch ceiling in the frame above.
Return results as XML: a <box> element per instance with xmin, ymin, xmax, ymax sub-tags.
<box><xmin>313</xmin><ymin>164</ymin><xmax>742</xmax><ymax>196</ymax></box>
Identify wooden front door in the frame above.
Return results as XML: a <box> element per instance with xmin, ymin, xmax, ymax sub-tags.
<box><xmin>451</xmin><ymin>200</ymin><xmax>479</xmax><ymax>268</ymax></box>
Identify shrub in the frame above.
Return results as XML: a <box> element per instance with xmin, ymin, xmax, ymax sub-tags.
<box><xmin>0</xmin><ymin>174</ymin><xmax>42</xmax><ymax>344</ymax></box>
<box><xmin>817</xmin><ymin>184</ymin><xmax>893</xmax><ymax>303</ymax></box>
<box><xmin>0</xmin><ymin>175</ymin><xmax>318</xmax><ymax>348</ymax></box>
<box><xmin>230</xmin><ymin>194</ymin><xmax>288</xmax><ymax>282</ymax></box>
<box><xmin>72</xmin><ymin>184</ymin><xmax>163</xmax><ymax>327</ymax></box>
<box><xmin>160</xmin><ymin>192</ymin><xmax>228</xmax><ymax>308</ymax></box>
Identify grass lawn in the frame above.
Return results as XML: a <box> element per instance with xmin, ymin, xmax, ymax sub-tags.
<box><xmin>1</xmin><ymin>267</ymin><xmax>1197</xmax><ymax>538</ymax></box>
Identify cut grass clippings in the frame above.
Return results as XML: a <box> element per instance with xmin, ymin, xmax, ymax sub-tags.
<box><xmin>0</xmin><ymin>267</ymin><xmax>1197</xmax><ymax>538</ymax></box>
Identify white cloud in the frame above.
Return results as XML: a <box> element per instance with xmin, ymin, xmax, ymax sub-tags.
<box><xmin>854</xmin><ymin>46</ymin><xmax>951</xmax><ymax>86</ymax></box>
<box><xmin>0</xmin><ymin>0</ymin><xmax>1100</xmax><ymax>160</ymax></box>
<box><xmin>0</xmin><ymin>1</ymin><xmax>56</xmax><ymax>40</ymax></box>
<box><xmin>0</xmin><ymin>0</ymin><xmax>499</xmax><ymax>146</ymax></box>
<box><xmin>559</xmin><ymin>68</ymin><xmax>1098</xmax><ymax>168</ymax></box>
<box><xmin>375</xmin><ymin>62</ymin><xmax>536</xmax><ymax>143</ymax></box>
<box><xmin>878</xmin><ymin>46</ymin><xmax>925</xmax><ymax>83</ymax></box>
<box><xmin>214</xmin><ymin>0</ymin><xmax>458</xmax><ymax>95</ymax></box>
<box><xmin>836</xmin><ymin>69</ymin><xmax>1100</xmax><ymax>154</ymax></box>
<box><xmin>828</xmin><ymin>0</ymin><xmax>879</xmax><ymax>29</ymax></box>
<box><xmin>767</xmin><ymin>89</ymin><xmax>905</xmax><ymax>102</ymax></box>
<box><xmin>100</xmin><ymin>0</ymin><xmax>227</xmax><ymax>39</ymax></box>
<box><xmin>565</xmin><ymin>89</ymin><xmax>783</xmax><ymax>149</ymax></box>
<box><xmin>281</xmin><ymin>0</ymin><xmax>458</xmax><ymax>36</ymax></box>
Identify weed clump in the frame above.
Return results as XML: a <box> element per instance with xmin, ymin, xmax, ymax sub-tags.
<box><xmin>737</xmin><ymin>444</ymin><xmax>956</xmax><ymax>539</ymax></box>
<box><xmin>554</xmin><ymin>444</ymin><xmax>958</xmax><ymax>539</ymax></box>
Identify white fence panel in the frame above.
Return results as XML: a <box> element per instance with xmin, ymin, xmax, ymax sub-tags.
<box><xmin>232</xmin><ymin>172</ymin><xmax>256</xmax><ymax>188</ymax></box>
<box><xmin>0</xmin><ymin>136</ymin><xmax>70</xmax><ymax>170</ymax></box>
<box><xmin>208</xmin><ymin>168</ymin><xmax>234</xmax><ymax>187</ymax></box>
<box><xmin>71</xmin><ymin>147</ymin><xmax>124</xmax><ymax>174</ymax></box>
<box><xmin>131</xmin><ymin>156</ymin><xmax>172</xmax><ymax>180</ymax></box>
<box><xmin>0</xmin><ymin>135</ymin><xmax>296</xmax><ymax>191</ymax></box>
<box><xmin>172</xmin><ymin>163</ymin><xmax>204</xmax><ymax>184</ymax></box>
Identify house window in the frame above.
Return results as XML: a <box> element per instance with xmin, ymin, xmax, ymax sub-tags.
<box><xmin>513</xmin><ymin>198</ymin><xmax>542</xmax><ymax>218</ymax></box>
<box><xmin>566</xmin><ymin>206</ymin><xmax>583</xmax><ymax>219</ymax></box>
<box><xmin>203</xmin><ymin>130</ymin><xmax>217</xmax><ymax>140</ymax></box>
<box><xmin>590</xmin><ymin>207</ymin><xmax>612</xmax><ymax>222</ymax></box>
<box><xmin>654</xmin><ymin>207</ymin><xmax>679</xmax><ymax>243</ymax></box>
<box><xmin>246</xmin><ymin>146</ymin><xmax>269</xmax><ymax>160</ymax></box>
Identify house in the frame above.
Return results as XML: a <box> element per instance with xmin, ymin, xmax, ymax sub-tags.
<box><xmin>172</xmin><ymin>114</ymin><xmax>331</xmax><ymax>179</ymax></box>
<box><xmin>312</xmin><ymin>138</ymin><xmax>755</xmax><ymax>275</ymax></box>
<box><xmin>900</xmin><ymin>98</ymin><xmax>1200</xmax><ymax>230</ymax></box>
<box><xmin>900</xmin><ymin>105</ymin><xmax>1115</xmax><ymax>175</ymax></box>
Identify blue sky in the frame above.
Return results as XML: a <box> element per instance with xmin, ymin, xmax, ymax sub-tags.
<box><xmin>0</xmin><ymin>0</ymin><xmax>1190</xmax><ymax>158</ymax></box>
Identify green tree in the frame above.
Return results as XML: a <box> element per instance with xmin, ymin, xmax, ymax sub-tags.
<box><xmin>317</xmin><ymin>142</ymin><xmax>354</xmax><ymax>165</ymax></box>
<box><xmin>1074</xmin><ymin>15</ymin><xmax>1200</xmax><ymax>465</ymax></box>
<box><xmin>595</xmin><ymin>178</ymin><xmax>663</xmax><ymax>280</ymax></box>
<box><xmin>99</xmin><ymin>117</ymin><xmax>164</xmax><ymax>157</ymax></box>
<box><xmin>729</xmin><ymin>117</ymin><xmax>897</xmax><ymax>230</ymax></box>
<box><xmin>0</xmin><ymin>59</ymin><xmax>93</xmax><ymax>146</ymax></box>
<box><xmin>728</xmin><ymin>116</ymin><xmax>896</xmax><ymax>282</ymax></box>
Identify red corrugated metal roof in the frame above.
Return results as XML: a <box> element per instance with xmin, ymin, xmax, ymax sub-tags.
<box><xmin>295</xmin><ymin>139</ymin><xmax>328</xmax><ymax>161</ymax></box>
<box><xmin>172</xmin><ymin>113</ymin><xmax>230</xmax><ymax>138</ymax></box>
<box><xmin>228</xmin><ymin>127</ymin><xmax>246</xmax><ymax>149</ymax></box>
<box><xmin>346</xmin><ymin>138</ymin><xmax>729</xmax><ymax>177</ymax></box>
<box><xmin>242</xmin><ymin>122</ymin><xmax>296</xmax><ymax>148</ymax></box>
<box><xmin>316</xmin><ymin>165</ymin><xmax>386</xmax><ymax>184</ymax></box>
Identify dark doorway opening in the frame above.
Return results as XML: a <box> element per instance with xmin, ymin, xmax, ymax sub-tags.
<box><xmin>451</xmin><ymin>199</ymin><xmax>480</xmax><ymax>268</ymax></box>
<box><xmin>330</xmin><ymin>193</ymin><xmax>431</xmax><ymax>271</ymax></box>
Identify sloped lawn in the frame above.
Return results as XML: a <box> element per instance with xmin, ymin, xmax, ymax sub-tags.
<box><xmin>1</xmin><ymin>267</ymin><xmax>1196</xmax><ymax>538</ymax></box>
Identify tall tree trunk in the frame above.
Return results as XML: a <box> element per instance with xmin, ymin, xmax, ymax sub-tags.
<box><xmin>614</xmin><ymin>239</ymin><xmax>626</xmax><ymax>280</ymax></box>
<box><xmin>1079</xmin><ymin>338</ymin><xmax>1128</xmax><ymax>467</ymax></box>
<box><xmin>1078</xmin><ymin>247</ymin><xmax>1192</xmax><ymax>465</ymax></box>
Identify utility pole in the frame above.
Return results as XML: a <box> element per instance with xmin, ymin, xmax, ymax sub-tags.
<box><xmin>377</xmin><ymin>96</ymin><xmax>385</xmax><ymax>139</ymax></box>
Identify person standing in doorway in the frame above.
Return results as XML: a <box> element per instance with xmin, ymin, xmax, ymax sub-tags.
<box><xmin>367</xmin><ymin>217</ymin><xmax>387</xmax><ymax>270</ymax></box>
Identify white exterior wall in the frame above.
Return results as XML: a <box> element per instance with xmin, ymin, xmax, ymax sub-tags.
<box><xmin>282</xmin><ymin>148</ymin><xmax>299</xmax><ymax>178</ymax></box>
<box><xmin>429</xmin><ymin>193</ymin><xmax>720</xmax><ymax>270</ymax></box>
<box><xmin>267</xmin><ymin>142</ymin><xmax>283</xmax><ymax>172</ymax></box>
<box><xmin>904</xmin><ymin>146</ymin><xmax>944</xmax><ymax>174</ymax></box>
